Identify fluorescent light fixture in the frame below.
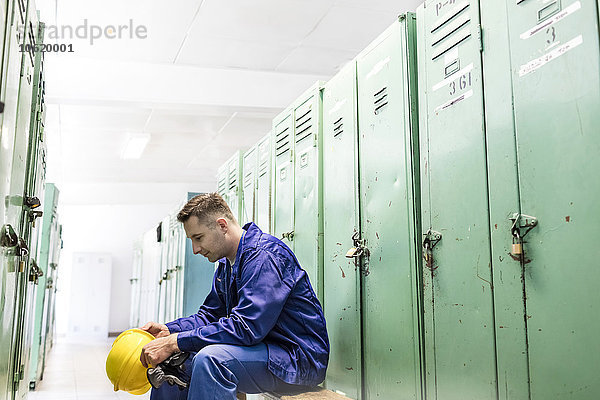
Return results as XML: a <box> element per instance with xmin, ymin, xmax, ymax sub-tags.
<box><xmin>120</xmin><ymin>133</ymin><xmax>150</xmax><ymax>159</ymax></box>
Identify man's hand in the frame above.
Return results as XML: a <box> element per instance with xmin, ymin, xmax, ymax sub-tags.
<box><xmin>140</xmin><ymin>322</ymin><xmax>170</xmax><ymax>338</ymax></box>
<box><xmin>140</xmin><ymin>333</ymin><xmax>180</xmax><ymax>368</ymax></box>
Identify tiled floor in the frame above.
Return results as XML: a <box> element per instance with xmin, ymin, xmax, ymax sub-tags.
<box><xmin>28</xmin><ymin>337</ymin><xmax>150</xmax><ymax>400</ymax></box>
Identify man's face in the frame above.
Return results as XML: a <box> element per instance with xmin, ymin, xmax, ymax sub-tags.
<box><xmin>183</xmin><ymin>215</ymin><xmax>227</xmax><ymax>263</ymax></box>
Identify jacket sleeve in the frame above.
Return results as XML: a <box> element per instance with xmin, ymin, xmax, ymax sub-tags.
<box><xmin>175</xmin><ymin>250</ymin><xmax>293</xmax><ymax>352</ymax></box>
<box><xmin>165</xmin><ymin>268</ymin><xmax>226</xmax><ymax>333</ymax></box>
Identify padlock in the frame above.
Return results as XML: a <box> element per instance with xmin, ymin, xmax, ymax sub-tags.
<box><xmin>346</xmin><ymin>247</ymin><xmax>358</xmax><ymax>258</ymax></box>
<box><xmin>511</xmin><ymin>236</ymin><xmax>522</xmax><ymax>256</ymax></box>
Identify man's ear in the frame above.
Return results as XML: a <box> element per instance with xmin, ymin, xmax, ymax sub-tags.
<box><xmin>216</xmin><ymin>218</ymin><xmax>228</xmax><ymax>232</ymax></box>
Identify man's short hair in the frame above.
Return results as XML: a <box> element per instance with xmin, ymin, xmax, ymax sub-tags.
<box><xmin>177</xmin><ymin>193</ymin><xmax>237</xmax><ymax>225</ymax></box>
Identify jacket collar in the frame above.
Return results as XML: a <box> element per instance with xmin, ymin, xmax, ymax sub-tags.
<box><xmin>241</xmin><ymin>222</ymin><xmax>262</xmax><ymax>251</ymax></box>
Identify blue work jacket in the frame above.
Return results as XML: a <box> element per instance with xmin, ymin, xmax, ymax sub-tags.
<box><xmin>165</xmin><ymin>222</ymin><xmax>329</xmax><ymax>386</ymax></box>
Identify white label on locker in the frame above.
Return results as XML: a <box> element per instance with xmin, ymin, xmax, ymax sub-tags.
<box><xmin>434</xmin><ymin>89</ymin><xmax>473</xmax><ymax>113</ymax></box>
<box><xmin>328</xmin><ymin>98</ymin><xmax>347</xmax><ymax>115</ymax></box>
<box><xmin>433</xmin><ymin>63</ymin><xmax>473</xmax><ymax>92</ymax></box>
<box><xmin>299</xmin><ymin>152</ymin><xmax>309</xmax><ymax>169</ymax></box>
<box><xmin>520</xmin><ymin>1</ymin><xmax>581</xmax><ymax>40</ymax></box>
<box><xmin>518</xmin><ymin>35</ymin><xmax>583</xmax><ymax>77</ymax></box>
<box><xmin>366</xmin><ymin>56</ymin><xmax>390</xmax><ymax>80</ymax></box>
<box><xmin>279</xmin><ymin>167</ymin><xmax>287</xmax><ymax>181</ymax></box>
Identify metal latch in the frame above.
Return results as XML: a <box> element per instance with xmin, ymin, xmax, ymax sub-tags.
<box><xmin>346</xmin><ymin>231</ymin><xmax>367</xmax><ymax>259</ymax></box>
<box><xmin>25</xmin><ymin>196</ymin><xmax>41</xmax><ymax>209</ymax></box>
<box><xmin>29</xmin><ymin>260</ymin><xmax>43</xmax><ymax>284</ymax></box>
<box><xmin>509</xmin><ymin>213</ymin><xmax>538</xmax><ymax>258</ymax></box>
<box><xmin>1</xmin><ymin>225</ymin><xmax>18</xmax><ymax>248</ymax></box>
<box><xmin>509</xmin><ymin>213</ymin><xmax>538</xmax><ymax>237</ymax></box>
<box><xmin>281</xmin><ymin>230</ymin><xmax>295</xmax><ymax>241</ymax></box>
<box><xmin>16</xmin><ymin>238</ymin><xmax>29</xmax><ymax>257</ymax></box>
<box><xmin>29</xmin><ymin>210</ymin><xmax>43</xmax><ymax>227</ymax></box>
<box><xmin>423</xmin><ymin>229</ymin><xmax>442</xmax><ymax>271</ymax></box>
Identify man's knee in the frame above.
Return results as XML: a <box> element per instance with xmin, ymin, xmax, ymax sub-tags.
<box><xmin>192</xmin><ymin>344</ymin><xmax>236</xmax><ymax>372</ymax></box>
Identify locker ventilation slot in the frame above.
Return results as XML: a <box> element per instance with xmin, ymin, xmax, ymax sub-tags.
<box><xmin>275</xmin><ymin>126</ymin><xmax>290</xmax><ymax>157</ymax></box>
<box><xmin>431</xmin><ymin>4</ymin><xmax>472</xmax><ymax>61</ymax></box>
<box><xmin>431</xmin><ymin>3</ymin><xmax>469</xmax><ymax>33</ymax></box>
<box><xmin>244</xmin><ymin>172</ymin><xmax>253</xmax><ymax>188</ymax></box>
<box><xmin>295</xmin><ymin>108</ymin><xmax>313</xmax><ymax>143</ymax></box>
<box><xmin>374</xmin><ymin>87</ymin><xmax>389</xmax><ymax>115</ymax></box>
<box><xmin>431</xmin><ymin>18</ymin><xmax>470</xmax><ymax>47</ymax></box>
<box><xmin>333</xmin><ymin>117</ymin><xmax>344</xmax><ymax>138</ymax></box>
<box><xmin>218</xmin><ymin>177</ymin><xmax>227</xmax><ymax>194</ymax></box>
<box><xmin>228</xmin><ymin>169</ymin><xmax>238</xmax><ymax>191</ymax></box>
<box><xmin>27</xmin><ymin>26</ymin><xmax>35</xmax><ymax>66</ymax></box>
<box><xmin>258</xmin><ymin>161</ymin><xmax>268</xmax><ymax>177</ymax></box>
<box><xmin>18</xmin><ymin>0</ymin><xmax>26</xmax><ymax>23</ymax></box>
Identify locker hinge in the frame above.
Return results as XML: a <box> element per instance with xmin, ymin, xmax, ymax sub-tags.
<box><xmin>13</xmin><ymin>372</ymin><xmax>20</xmax><ymax>384</ymax></box>
<box><xmin>477</xmin><ymin>24</ymin><xmax>483</xmax><ymax>52</ymax></box>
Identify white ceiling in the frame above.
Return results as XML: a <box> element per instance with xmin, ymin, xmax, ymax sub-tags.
<box><xmin>37</xmin><ymin>0</ymin><xmax>422</xmax><ymax>206</ymax></box>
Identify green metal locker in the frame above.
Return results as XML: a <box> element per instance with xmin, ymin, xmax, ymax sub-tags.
<box><xmin>217</xmin><ymin>165</ymin><xmax>228</xmax><ymax>201</ymax></box>
<box><xmin>157</xmin><ymin>215</ymin><xmax>171</xmax><ymax>323</ymax></box>
<box><xmin>0</xmin><ymin>1</ymin><xmax>26</xmax><ymax>396</ymax></box>
<box><xmin>292</xmin><ymin>82</ymin><xmax>324</xmax><ymax>300</ymax></box>
<box><xmin>38</xmin><ymin>220</ymin><xmax>60</xmax><ymax>388</ymax></box>
<box><xmin>417</xmin><ymin>1</ymin><xmax>497</xmax><ymax>398</ymax></box>
<box><xmin>129</xmin><ymin>239</ymin><xmax>143</xmax><ymax>329</ymax></box>
<box><xmin>356</xmin><ymin>15</ymin><xmax>422</xmax><ymax>400</ymax></box>
<box><xmin>272</xmin><ymin>110</ymin><xmax>295</xmax><ymax>250</ymax></box>
<box><xmin>7</xmin><ymin>3</ymin><xmax>43</xmax><ymax>398</ymax></box>
<box><xmin>17</xmin><ymin>18</ymin><xmax>47</xmax><ymax>394</ymax></box>
<box><xmin>139</xmin><ymin>227</ymin><xmax>162</xmax><ymax>324</ymax></box>
<box><xmin>478</xmin><ymin>1</ymin><xmax>528</xmax><ymax>397</ymax></box>
<box><xmin>255</xmin><ymin>132</ymin><xmax>272</xmax><ymax>233</ymax></box>
<box><xmin>28</xmin><ymin>183</ymin><xmax>59</xmax><ymax>389</ymax></box>
<box><xmin>242</xmin><ymin>145</ymin><xmax>258</xmax><ymax>225</ymax></box>
<box><xmin>483</xmin><ymin>0</ymin><xmax>600</xmax><ymax>398</ymax></box>
<box><xmin>155</xmin><ymin>193</ymin><xmax>216</xmax><ymax>323</ymax></box>
<box><xmin>322</xmin><ymin>61</ymin><xmax>362</xmax><ymax>399</ymax></box>
<box><xmin>226</xmin><ymin>151</ymin><xmax>243</xmax><ymax>223</ymax></box>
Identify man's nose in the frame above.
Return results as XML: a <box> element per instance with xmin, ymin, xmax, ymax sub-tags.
<box><xmin>192</xmin><ymin>244</ymin><xmax>201</xmax><ymax>255</ymax></box>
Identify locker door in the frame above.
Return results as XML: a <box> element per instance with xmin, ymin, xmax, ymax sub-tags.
<box><xmin>217</xmin><ymin>166</ymin><xmax>228</xmax><ymax>200</ymax></box>
<box><xmin>256</xmin><ymin>133</ymin><xmax>271</xmax><ymax>233</ymax></box>
<box><xmin>272</xmin><ymin>113</ymin><xmax>294</xmax><ymax>250</ymax></box>
<box><xmin>242</xmin><ymin>146</ymin><xmax>258</xmax><ymax>226</ymax></box>
<box><xmin>417</xmin><ymin>1</ymin><xmax>497</xmax><ymax>398</ymax></box>
<box><xmin>322</xmin><ymin>61</ymin><xmax>362</xmax><ymax>399</ymax></box>
<box><xmin>29</xmin><ymin>183</ymin><xmax>59</xmax><ymax>388</ymax></box>
<box><xmin>503</xmin><ymin>1</ymin><xmax>600</xmax><ymax>398</ymax></box>
<box><xmin>130</xmin><ymin>243</ymin><xmax>142</xmax><ymax>328</ymax></box>
<box><xmin>0</xmin><ymin>1</ymin><xmax>22</xmax><ymax>396</ymax></box>
<box><xmin>292</xmin><ymin>86</ymin><xmax>323</xmax><ymax>300</ymax></box>
<box><xmin>227</xmin><ymin>152</ymin><xmax>242</xmax><ymax>224</ymax></box>
<box><xmin>357</xmin><ymin>15</ymin><xmax>422</xmax><ymax>400</ymax></box>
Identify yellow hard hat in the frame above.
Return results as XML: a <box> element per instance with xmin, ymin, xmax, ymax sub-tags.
<box><xmin>106</xmin><ymin>328</ymin><xmax>155</xmax><ymax>395</ymax></box>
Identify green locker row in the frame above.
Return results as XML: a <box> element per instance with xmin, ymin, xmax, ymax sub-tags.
<box><xmin>129</xmin><ymin>193</ymin><xmax>217</xmax><ymax>336</ymax></box>
<box><xmin>0</xmin><ymin>0</ymin><xmax>64</xmax><ymax>399</ymax></box>
<box><xmin>215</xmin><ymin>1</ymin><xmax>600</xmax><ymax>399</ymax></box>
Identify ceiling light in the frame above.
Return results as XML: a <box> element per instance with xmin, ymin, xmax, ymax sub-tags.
<box><xmin>120</xmin><ymin>133</ymin><xmax>150</xmax><ymax>160</ymax></box>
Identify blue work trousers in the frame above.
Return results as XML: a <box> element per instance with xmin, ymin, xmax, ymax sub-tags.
<box><xmin>150</xmin><ymin>343</ymin><xmax>309</xmax><ymax>400</ymax></box>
